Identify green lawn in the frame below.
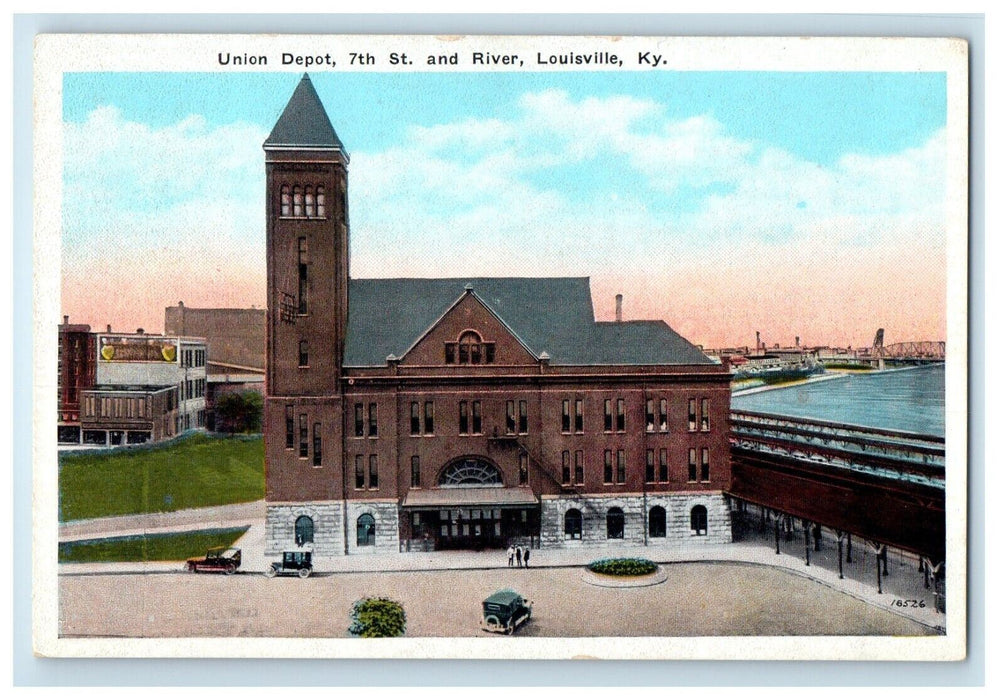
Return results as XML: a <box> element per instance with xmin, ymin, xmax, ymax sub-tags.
<box><xmin>59</xmin><ymin>433</ymin><xmax>264</xmax><ymax>521</ymax></box>
<box><xmin>58</xmin><ymin>527</ymin><xmax>248</xmax><ymax>563</ymax></box>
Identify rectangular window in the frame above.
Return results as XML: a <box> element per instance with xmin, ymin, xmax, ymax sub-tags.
<box><xmin>645</xmin><ymin>399</ymin><xmax>656</xmax><ymax>433</ymax></box>
<box><xmin>355</xmin><ymin>455</ymin><xmax>365</xmax><ymax>489</ymax></box>
<box><xmin>506</xmin><ymin>400</ymin><xmax>516</xmax><ymax>435</ymax></box>
<box><xmin>604</xmin><ymin>399</ymin><xmax>613</xmax><ymax>432</ymax></box>
<box><xmin>369</xmin><ymin>455</ymin><xmax>378</xmax><ymax>489</ymax></box>
<box><xmin>312</xmin><ymin>423</ymin><xmax>322</xmax><ymax>466</ymax></box>
<box><xmin>574</xmin><ymin>399</ymin><xmax>584</xmax><ymax>433</ymax></box>
<box><xmin>471</xmin><ymin>401</ymin><xmax>482</xmax><ymax>434</ymax></box>
<box><xmin>411</xmin><ymin>456</ymin><xmax>421</xmax><ymax>488</ymax></box>
<box><xmin>688</xmin><ymin>448</ymin><xmax>697</xmax><ymax>482</ymax></box>
<box><xmin>424</xmin><ymin>401</ymin><xmax>435</xmax><ymax>434</ymax></box>
<box><xmin>299</xmin><ymin>414</ymin><xmax>308</xmax><ymax>458</ymax></box>
<box><xmin>659</xmin><ymin>398</ymin><xmax>668</xmax><ymax>432</ymax></box>
<box><xmin>298</xmin><ymin>340</ymin><xmax>309</xmax><ymax>367</ymax></box>
<box><xmin>561</xmin><ymin>399</ymin><xmax>571</xmax><ymax>433</ymax></box>
<box><xmin>645</xmin><ymin>449</ymin><xmax>655</xmax><ymax>483</ymax></box>
<box><xmin>574</xmin><ymin>450</ymin><xmax>584</xmax><ymax>485</ymax></box>
<box><xmin>485</xmin><ymin>343</ymin><xmax>496</xmax><ymax>364</ymax></box>
<box><xmin>354</xmin><ymin>403</ymin><xmax>364</xmax><ymax>437</ymax></box>
<box><xmin>298</xmin><ymin>237</ymin><xmax>308</xmax><ymax>315</ymax></box>
<box><xmin>659</xmin><ymin>448</ymin><xmax>669</xmax><ymax>482</ymax></box>
<box><xmin>701</xmin><ymin>398</ymin><xmax>710</xmax><ymax>431</ymax></box>
<box><xmin>368</xmin><ymin>403</ymin><xmax>378</xmax><ymax>437</ymax></box>
<box><xmin>518</xmin><ymin>400</ymin><xmax>528</xmax><ymax>434</ymax></box>
<box><xmin>458</xmin><ymin>401</ymin><xmax>469</xmax><ymax>435</ymax></box>
<box><xmin>410</xmin><ymin>402</ymin><xmax>421</xmax><ymax>436</ymax></box>
<box><xmin>562</xmin><ymin>450</ymin><xmax>571</xmax><ymax>485</ymax></box>
<box><xmin>444</xmin><ymin>343</ymin><xmax>456</xmax><ymax>364</ymax></box>
<box><xmin>616</xmin><ymin>399</ymin><xmax>626</xmax><ymax>432</ymax></box>
<box><xmin>701</xmin><ymin>447</ymin><xmax>710</xmax><ymax>482</ymax></box>
<box><xmin>617</xmin><ymin>449</ymin><xmax>626</xmax><ymax>484</ymax></box>
<box><xmin>603</xmin><ymin>450</ymin><xmax>613</xmax><ymax>484</ymax></box>
<box><xmin>688</xmin><ymin>398</ymin><xmax>697</xmax><ymax>432</ymax></box>
<box><xmin>519</xmin><ymin>453</ymin><xmax>529</xmax><ymax>485</ymax></box>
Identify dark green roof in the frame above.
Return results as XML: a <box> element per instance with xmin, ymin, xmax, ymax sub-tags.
<box><xmin>264</xmin><ymin>74</ymin><xmax>345</xmax><ymax>151</ymax></box>
<box><xmin>483</xmin><ymin>589</ymin><xmax>524</xmax><ymax>606</ymax></box>
<box><xmin>344</xmin><ymin>277</ymin><xmax>714</xmax><ymax>367</ymax></box>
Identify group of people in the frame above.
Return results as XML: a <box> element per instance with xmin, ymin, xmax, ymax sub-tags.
<box><xmin>507</xmin><ymin>544</ymin><xmax>531</xmax><ymax>568</ymax></box>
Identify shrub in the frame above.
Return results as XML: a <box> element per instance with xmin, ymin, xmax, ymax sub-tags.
<box><xmin>587</xmin><ymin>557</ymin><xmax>658</xmax><ymax>577</ymax></box>
<box><xmin>214</xmin><ymin>390</ymin><xmax>264</xmax><ymax>433</ymax></box>
<box><xmin>348</xmin><ymin>597</ymin><xmax>407</xmax><ymax>638</ymax></box>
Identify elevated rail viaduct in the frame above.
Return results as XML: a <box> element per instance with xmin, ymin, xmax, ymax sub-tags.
<box><xmin>727</xmin><ymin>410</ymin><xmax>945</xmax><ymax>605</ymax></box>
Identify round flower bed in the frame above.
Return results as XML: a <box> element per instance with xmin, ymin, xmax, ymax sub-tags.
<box><xmin>587</xmin><ymin>557</ymin><xmax>658</xmax><ymax>577</ymax></box>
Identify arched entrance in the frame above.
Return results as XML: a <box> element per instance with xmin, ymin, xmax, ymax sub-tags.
<box><xmin>403</xmin><ymin>456</ymin><xmax>539</xmax><ymax>551</ymax></box>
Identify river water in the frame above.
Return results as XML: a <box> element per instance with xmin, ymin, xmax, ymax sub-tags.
<box><xmin>731</xmin><ymin>364</ymin><xmax>945</xmax><ymax>437</ymax></box>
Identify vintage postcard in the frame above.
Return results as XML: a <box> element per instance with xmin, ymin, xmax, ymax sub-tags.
<box><xmin>32</xmin><ymin>33</ymin><xmax>968</xmax><ymax>660</ymax></box>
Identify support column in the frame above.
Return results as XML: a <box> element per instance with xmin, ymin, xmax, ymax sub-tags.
<box><xmin>837</xmin><ymin>536</ymin><xmax>844</xmax><ymax>579</ymax></box>
<box><xmin>803</xmin><ymin>520</ymin><xmax>811</xmax><ymax>566</ymax></box>
<box><xmin>846</xmin><ymin>534</ymin><xmax>853</xmax><ymax>563</ymax></box>
<box><xmin>882</xmin><ymin>545</ymin><xmax>889</xmax><ymax>576</ymax></box>
<box><xmin>774</xmin><ymin>515</ymin><xmax>780</xmax><ymax>555</ymax></box>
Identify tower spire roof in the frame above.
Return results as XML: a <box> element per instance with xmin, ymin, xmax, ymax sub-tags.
<box><xmin>264</xmin><ymin>74</ymin><xmax>345</xmax><ymax>151</ymax></box>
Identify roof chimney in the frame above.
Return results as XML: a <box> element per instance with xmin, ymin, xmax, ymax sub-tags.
<box><xmin>615</xmin><ymin>294</ymin><xmax>623</xmax><ymax>323</ymax></box>
<box><xmin>106</xmin><ymin>324</ymin><xmax>112</xmax><ymax>333</ymax></box>
<box><xmin>795</xmin><ymin>336</ymin><xmax>800</xmax><ymax>348</ymax></box>
<box><xmin>63</xmin><ymin>315</ymin><xmax>69</xmax><ymax>325</ymax></box>
<box><xmin>178</xmin><ymin>301</ymin><xmax>184</xmax><ymax>307</ymax></box>
<box><xmin>136</xmin><ymin>328</ymin><xmax>144</xmax><ymax>335</ymax></box>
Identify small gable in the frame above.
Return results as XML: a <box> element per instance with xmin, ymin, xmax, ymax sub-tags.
<box><xmin>399</xmin><ymin>290</ymin><xmax>540</xmax><ymax>367</ymax></box>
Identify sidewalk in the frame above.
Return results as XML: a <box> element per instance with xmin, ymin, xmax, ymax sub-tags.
<box><xmin>58</xmin><ymin>500</ymin><xmax>266</xmax><ymax>542</ymax></box>
<box><xmin>59</xmin><ymin>520</ymin><xmax>946</xmax><ymax>632</ymax></box>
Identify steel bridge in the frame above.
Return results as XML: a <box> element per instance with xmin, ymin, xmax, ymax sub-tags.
<box><xmin>727</xmin><ymin>409</ymin><xmax>945</xmax><ymax>596</ymax></box>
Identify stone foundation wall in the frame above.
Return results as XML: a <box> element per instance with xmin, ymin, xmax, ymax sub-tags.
<box><xmin>345</xmin><ymin>501</ymin><xmax>400</xmax><ymax>554</ymax></box>
<box><xmin>540</xmin><ymin>492</ymin><xmax>732</xmax><ymax>549</ymax></box>
<box><xmin>266</xmin><ymin>502</ymin><xmax>344</xmax><ymax>556</ymax></box>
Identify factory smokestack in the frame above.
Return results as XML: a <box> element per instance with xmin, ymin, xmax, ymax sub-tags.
<box><xmin>615</xmin><ymin>294</ymin><xmax>623</xmax><ymax>323</ymax></box>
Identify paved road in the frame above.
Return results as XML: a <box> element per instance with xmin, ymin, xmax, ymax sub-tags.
<box><xmin>58</xmin><ymin>500</ymin><xmax>265</xmax><ymax>542</ymax></box>
<box><xmin>58</xmin><ymin>561</ymin><xmax>936</xmax><ymax>639</ymax></box>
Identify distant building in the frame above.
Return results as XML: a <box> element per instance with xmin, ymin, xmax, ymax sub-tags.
<box><xmin>164</xmin><ymin>302</ymin><xmax>265</xmax><ymax>430</ymax></box>
<box><xmin>57</xmin><ymin>316</ymin><xmax>97</xmax><ymax>444</ymax></box>
<box><xmin>58</xmin><ymin>321</ymin><xmax>208</xmax><ymax>446</ymax></box>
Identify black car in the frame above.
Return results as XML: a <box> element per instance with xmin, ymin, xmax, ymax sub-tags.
<box><xmin>481</xmin><ymin>589</ymin><xmax>532</xmax><ymax>634</ymax></box>
<box><xmin>265</xmin><ymin>550</ymin><xmax>313</xmax><ymax>579</ymax></box>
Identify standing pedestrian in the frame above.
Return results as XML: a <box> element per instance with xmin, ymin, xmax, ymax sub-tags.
<box><xmin>507</xmin><ymin>544</ymin><xmax>515</xmax><ymax>567</ymax></box>
<box><xmin>514</xmin><ymin>545</ymin><xmax>523</xmax><ymax>568</ymax></box>
<box><xmin>523</xmin><ymin>547</ymin><xmax>530</xmax><ymax>568</ymax></box>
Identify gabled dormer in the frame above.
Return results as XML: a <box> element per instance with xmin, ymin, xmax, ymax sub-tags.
<box><xmin>398</xmin><ymin>285</ymin><xmax>540</xmax><ymax>367</ymax></box>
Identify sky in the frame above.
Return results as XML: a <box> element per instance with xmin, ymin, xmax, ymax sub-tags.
<box><xmin>61</xmin><ymin>71</ymin><xmax>948</xmax><ymax>349</ymax></box>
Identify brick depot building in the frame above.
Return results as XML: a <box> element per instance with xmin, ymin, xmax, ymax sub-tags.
<box><xmin>264</xmin><ymin>76</ymin><xmax>732</xmax><ymax>556</ymax></box>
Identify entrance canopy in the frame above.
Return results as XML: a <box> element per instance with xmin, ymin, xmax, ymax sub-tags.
<box><xmin>402</xmin><ymin>486</ymin><xmax>538</xmax><ymax>509</ymax></box>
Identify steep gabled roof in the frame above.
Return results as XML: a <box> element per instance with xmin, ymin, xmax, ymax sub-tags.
<box><xmin>344</xmin><ymin>277</ymin><xmax>714</xmax><ymax>368</ymax></box>
<box><xmin>264</xmin><ymin>74</ymin><xmax>345</xmax><ymax>151</ymax></box>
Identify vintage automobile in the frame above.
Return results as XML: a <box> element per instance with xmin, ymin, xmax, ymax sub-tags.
<box><xmin>265</xmin><ymin>550</ymin><xmax>313</xmax><ymax>579</ymax></box>
<box><xmin>480</xmin><ymin>589</ymin><xmax>532</xmax><ymax>635</ymax></box>
<box><xmin>185</xmin><ymin>547</ymin><xmax>241</xmax><ymax>575</ymax></box>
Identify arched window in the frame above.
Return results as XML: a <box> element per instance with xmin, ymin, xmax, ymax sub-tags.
<box><xmin>356</xmin><ymin>513</ymin><xmax>376</xmax><ymax>547</ymax></box>
<box><xmin>316</xmin><ymin>186</ymin><xmax>326</xmax><ymax>218</ymax></box>
<box><xmin>439</xmin><ymin>458</ymin><xmax>502</xmax><ymax>487</ymax></box>
<box><xmin>280</xmin><ymin>185</ymin><xmax>291</xmax><ymax>217</ymax></box>
<box><xmin>691</xmin><ymin>505</ymin><xmax>708</xmax><ymax>536</ymax></box>
<box><xmin>649</xmin><ymin>506</ymin><xmax>667</xmax><ymax>538</ymax></box>
<box><xmin>564</xmin><ymin>508</ymin><xmax>583</xmax><ymax>540</ymax></box>
<box><xmin>293</xmin><ymin>186</ymin><xmax>303</xmax><ymax>217</ymax></box>
<box><xmin>458</xmin><ymin>331</ymin><xmax>480</xmax><ymax>365</ymax></box>
<box><xmin>305</xmin><ymin>187</ymin><xmax>315</xmax><ymax>217</ymax></box>
<box><xmin>295</xmin><ymin>515</ymin><xmax>314</xmax><ymax>546</ymax></box>
<box><xmin>606</xmin><ymin>507</ymin><xmax>624</xmax><ymax>539</ymax></box>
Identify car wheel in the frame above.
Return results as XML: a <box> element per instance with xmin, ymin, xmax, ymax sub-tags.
<box><xmin>186</xmin><ymin>563</ymin><xmax>196</xmax><ymax>573</ymax></box>
<box><xmin>484</xmin><ymin>615</ymin><xmax>500</xmax><ymax>629</ymax></box>
<box><xmin>265</xmin><ymin>567</ymin><xmax>278</xmax><ymax>578</ymax></box>
<box><xmin>298</xmin><ymin>567</ymin><xmax>311</xmax><ymax>579</ymax></box>
<box><xmin>505</xmin><ymin>622</ymin><xmax>514</xmax><ymax>635</ymax></box>
<box><xmin>225</xmin><ymin>564</ymin><xmax>236</xmax><ymax>575</ymax></box>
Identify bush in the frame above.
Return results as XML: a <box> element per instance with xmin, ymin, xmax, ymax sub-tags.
<box><xmin>214</xmin><ymin>390</ymin><xmax>264</xmax><ymax>433</ymax></box>
<box><xmin>587</xmin><ymin>557</ymin><xmax>658</xmax><ymax>577</ymax></box>
<box><xmin>348</xmin><ymin>597</ymin><xmax>407</xmax><ymax>638</ymax></box>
